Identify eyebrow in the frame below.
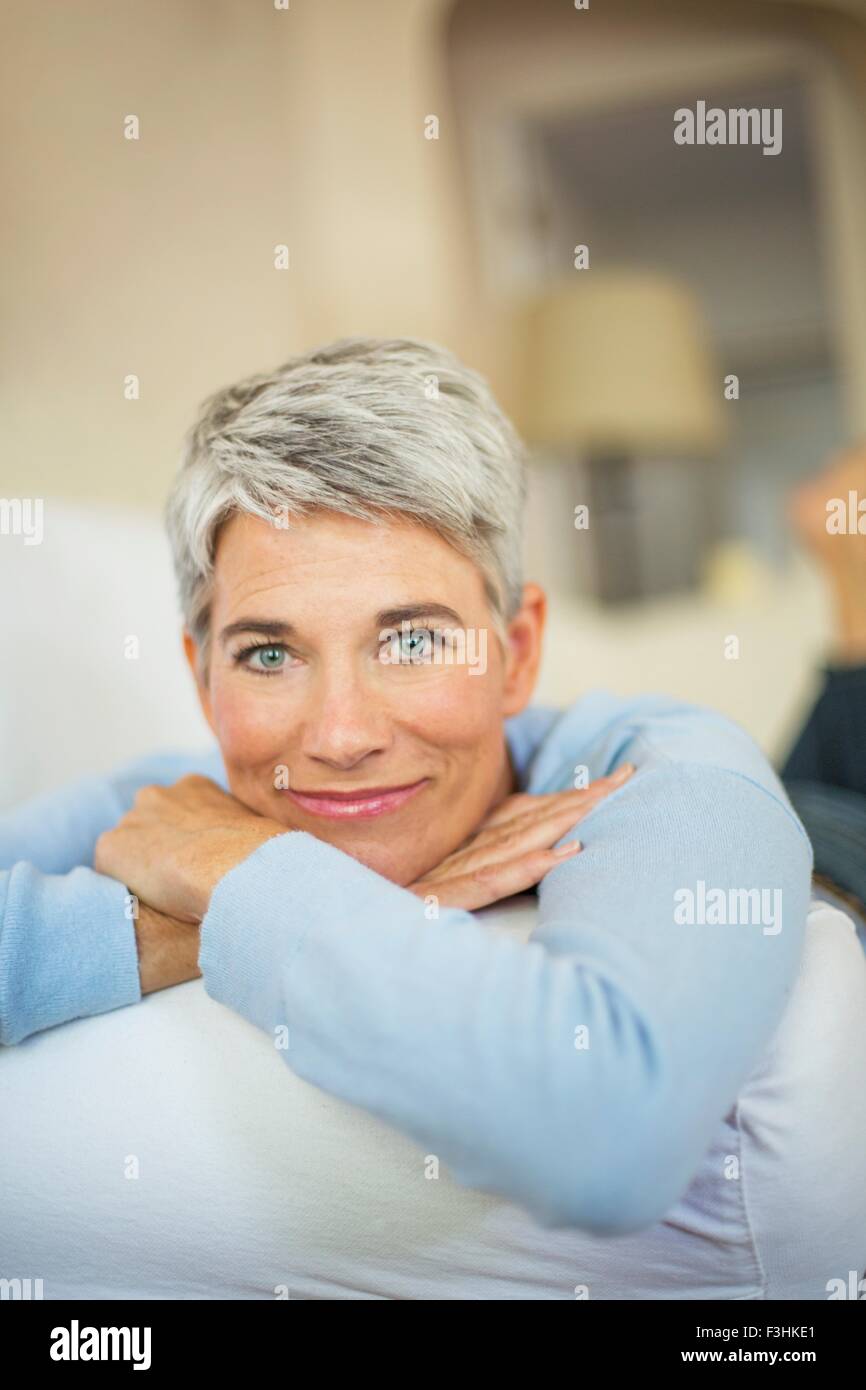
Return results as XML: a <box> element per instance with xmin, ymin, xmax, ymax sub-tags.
<box><xmin>375</xmin><ymin>604</ymin><xmax>465</xmax><ymax>628</ymax></box>
<box><xmin>218</xmin><ymin>604</ymin><xmax>467</xmax><ymax>647</ymax></box>
<box><xmin>219</xmin><ymin>619</ymin><xmax>295</xmax><ymax>646</ymax></box>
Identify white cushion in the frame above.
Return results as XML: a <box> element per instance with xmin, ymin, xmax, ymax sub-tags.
<box><xmin>0</xmin><ymin>500</ymin><xmax>210</xmax><ymax>812</ymax></box>
<box><xmin>1</xmin><ymin>895</ymin><xmax>864</xmax><ymax>1300</ymax></box>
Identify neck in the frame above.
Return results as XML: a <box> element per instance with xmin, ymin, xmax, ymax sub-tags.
<box><xmin>490</xmin><ymin>739</ymin><xmax>518</xmax><ymax>811</ymax></box>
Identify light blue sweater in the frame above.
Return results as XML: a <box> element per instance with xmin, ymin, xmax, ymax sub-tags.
<box><xmin>0</xmin><ymin>691</ymin><xmax>813</xmax><ymax>1232</ymax></box>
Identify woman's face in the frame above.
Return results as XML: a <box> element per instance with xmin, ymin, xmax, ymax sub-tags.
<box><xmin>185</xmin><ymin>510</ymin><xmax>545</xmax><ymax>886</ymax></box>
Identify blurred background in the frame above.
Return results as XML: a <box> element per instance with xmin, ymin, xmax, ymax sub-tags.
<box><xmin>2</xmin><ymin>0</ymin><xmax>866</xmax><ymax>805</ymax></box>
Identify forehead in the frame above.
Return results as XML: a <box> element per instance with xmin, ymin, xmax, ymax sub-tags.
<box><xmin>211</xmin><ymin>510</ymin><xmax>488</xmax><ymax>613</ymax></box>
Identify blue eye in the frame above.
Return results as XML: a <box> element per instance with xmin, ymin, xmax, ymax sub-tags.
<box><xmin>399</xmin><ymin>629</ymin><xmax>433</xmax><ymax>661</ymax></box>
<box><xmin>239</xmin><ymin>643</ymin><xmax>288</xmax><ymax>674</ymax></box>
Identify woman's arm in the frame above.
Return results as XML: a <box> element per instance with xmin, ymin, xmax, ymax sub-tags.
<box><xmin>0</xmin><ymin>750</ymin><xmax>219</xmax><ymax>1043</ymax></box>
<box><xmin>195</xmin><ymin>757</ymin><xmax>812</xmax><ymax>1234</ymax></box>
<box><xmin>0</xmin><ymin>862</ymin><xmax>141</xmax><ymax>1044</ymax></box>
<box><xmin>0</xmin><ymin>750</ymin><xmax>225</xmax><ymax>874</ymax></box>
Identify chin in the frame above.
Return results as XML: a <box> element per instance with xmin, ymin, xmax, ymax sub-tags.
<box><xmin>322</xmin><ymin>833</ymin><xmax>425</xmax><ymax>886</ymax></box>
<box><xmin>305</xmin><ymin>822</ymin><xmax>446</xmax><ymax>887</ymax></box>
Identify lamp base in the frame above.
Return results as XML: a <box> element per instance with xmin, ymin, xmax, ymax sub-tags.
<box><xmin>585</xmin><ymin>453</ymin><xmax>642</xmax><ymax>603</ymax></box>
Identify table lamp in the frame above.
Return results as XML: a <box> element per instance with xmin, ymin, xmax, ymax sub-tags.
<box><xmin>518</xmin><ymin>271</ymin><xmax>726</xmax><ymax>600</ymax></box>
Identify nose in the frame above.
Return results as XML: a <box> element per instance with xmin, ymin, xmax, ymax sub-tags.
<box><xmin>299</xmin><ymin>663</ymin><xmax>393</xmax><ymax>770</ymax></box>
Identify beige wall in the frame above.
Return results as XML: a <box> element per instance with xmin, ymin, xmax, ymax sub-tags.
<box><xmin>0</xmin><ymin>0</ymin><xmax>475</xmax><ymax>510</ymax></box>
<box><xmin>2</xmin><ymin>0</ymin><xmax>865</xmax><ymax>512</ymax></box>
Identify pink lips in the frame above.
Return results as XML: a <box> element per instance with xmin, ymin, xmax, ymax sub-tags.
<box><xmin>283</xmin><ymin>778</ymin><xmax>429</xmax><ymax>820</ymax></box>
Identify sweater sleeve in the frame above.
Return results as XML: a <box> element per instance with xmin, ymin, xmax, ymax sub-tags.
<box><xmin>0</xmin><ymin>747</ymin><xmax>223</xmax><ymax>1045</ymax></box>
<box><xmin>197</xmin><ymin>757</ymin><xmax>813</xmax><ymax>1234</ymax></box>
<box><xmin>0</xmin><ymin>863</ymin><xmax>141</xmax><ymax>1045</ymax></box>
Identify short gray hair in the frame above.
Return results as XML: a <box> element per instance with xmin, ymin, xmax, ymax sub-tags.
<box><xmin>165</xmin><ymin>336</ymin><xmax>527</xmax><ymax>652</ymax></box>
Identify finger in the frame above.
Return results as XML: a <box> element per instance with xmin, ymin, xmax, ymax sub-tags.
<box><xmin>471</xmin><ymin>772</ymin><xmax>634</xmax><ymax>855</ymax></box>
<box><xmin>436</xmin><ymin>766</ymin><xmax>635</xmax><ymax>873</ymax></box>
<box><xmin>426</xmin><ymin>842</ymin><xmax>583</xmax><ymax>911</ymax></box>
<box><xmin>436</xmin><ymin>801</ymin><xmax>593</xmax><ymax>878</ymax></box>
<box><xmin>479</xmin><ymin>765</ymin><xmax>635</xmax><ymax>831</ymax></box>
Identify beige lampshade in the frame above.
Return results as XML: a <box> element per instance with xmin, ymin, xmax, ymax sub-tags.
<box><xmin>518</xmin><ymin>271</ymin><xmax>725</xmax><ymax>455</ymax></box>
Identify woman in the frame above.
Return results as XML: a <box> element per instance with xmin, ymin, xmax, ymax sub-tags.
<box><xmin>0</xmin><ymin>337</ymin><xmax>852</xmax><ymax>1250</ymax></box>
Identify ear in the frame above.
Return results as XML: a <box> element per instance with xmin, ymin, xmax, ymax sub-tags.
<box><xmin>501</xmin><ymin>582</ymin><xmax>546</xmax><ymax>718</ymax></box>
<box><xmin>182</xmin><ymin>630</ymin><xmax>217</xmax><ymax>735</ymax></box>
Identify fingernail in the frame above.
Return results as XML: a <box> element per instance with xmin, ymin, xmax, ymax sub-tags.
<box><xmin>553</xmin><ymin>839</ymin><xmax>582</xmax><ymax>857</ymax></box>
<box><xmin>612</xmin><ymin>763</ymin><xmax>635</xmax><ymax>779</ymax></box>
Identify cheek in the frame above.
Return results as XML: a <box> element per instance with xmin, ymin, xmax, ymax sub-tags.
<box><xmin>400</xmin><ymin>670</ymin><xmax>503</xmax><ymax>756</ymax></box>
<box><xmin>206</xmin><ymin>677</ymin><xmax>286</xmax><ymax>769</ymax></box>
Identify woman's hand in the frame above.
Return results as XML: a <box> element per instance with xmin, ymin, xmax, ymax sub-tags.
<box><xmin>788</xmin><ymin>443</ymin><xmax>866</xmax><ymax>664</ymax></box>
<box><xmin>95</xmin><ymin>775</ymin><xmax>287</xmax><ymax>923</ymax></box>
<box><xmin>407</xmin><ymin>763</ymin><xmax>635</xmax><ymax>910</ymax></box>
